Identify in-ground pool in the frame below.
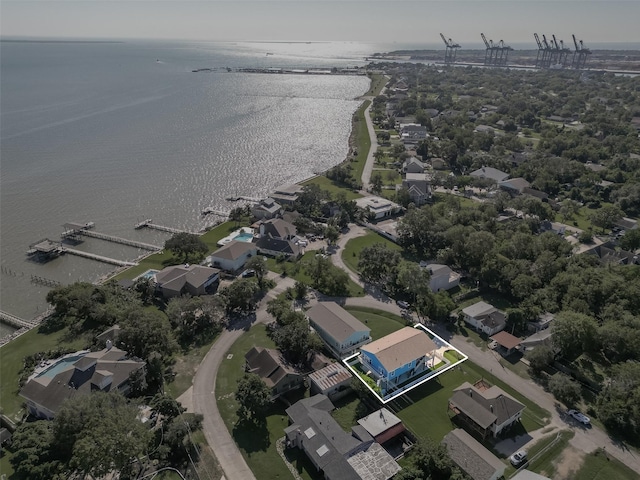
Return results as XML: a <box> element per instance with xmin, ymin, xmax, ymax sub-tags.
<box><xmin>134</xmin><ymin>269</ymin><xmax>159</xmax><ymax>281</ymax></box>
<box><xmin>234</xmin><ymin>232</ymin><xmax>254</xmax><ymax>242</ymax></box>
<box><xmin>217</xmin><ymin>227</ymin><xmax>255</xmax><ymax>246</ymax></box>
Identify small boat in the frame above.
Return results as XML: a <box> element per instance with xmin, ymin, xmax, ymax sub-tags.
<box><xmin>266</xmin><ymin>53</ymin><xmax>273</xmax><ymax>56</ymax></box>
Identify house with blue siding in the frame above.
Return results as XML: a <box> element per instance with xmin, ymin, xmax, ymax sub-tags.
<box><xmin>306</xmin><ymin>302</ymin><xmax>371</xmax><ymax>359</ymax></box>
<box><xmin>359</xmin><ymin>327</ymin><xmax>438</xmax><ymax>397</ymax></box>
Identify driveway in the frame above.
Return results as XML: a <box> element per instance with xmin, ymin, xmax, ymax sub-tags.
<box><xmin>190</xmin><ymin>274</ymin><xmax>295</xmax><ymax>480</ymax></box>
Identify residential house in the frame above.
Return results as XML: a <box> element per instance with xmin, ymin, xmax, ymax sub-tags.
<box><xmin>306</xmin><ymin>302</ymin><xmax>371</xmax><ymax>359</ymax></box>
<box><xmin>251</xmin><ymin>197</ymin><xmax>282</xmax><ymax>220</ymax></box>
<box><xmin>540</xmin><ymin>221</ymin><xmax>566</xmax><ymax>236</ymax></box>
<box><xmin>285</xmin><ymin>395</ymin><xmax>401</xmax><ymax>480</ymax></box>
<box><xmin>154</xmin><ymin>264</ymin><xmax>220</xmax><ymax>299</ymax></box>
<box><xmin>442</xmin><ymin>429</ymin><xmax>506</xmax><ymax>480</ymax></box>
<box><xmin>498</xmin><ymin>177</ymin><xmax>531</xmax><ymax>195</ymax></box>
<box><xmin>400</xmin><ymin>124</ymin><xmax>428</xmax><ymax>144</ymax></box>
<box><xmin>255</xmin><ymin>235</ymin><xmax>302</xmax><ymax>259</ymax></box>
<box><xmin>461</xmin><ymin>302</ymin><xmax>506</xmax><ymax>336</ymax></box>
<box><xmin>245</xmin><ymin>346</ymin><xmax>305</xmax><ymax>400</ymax></box>
<box><xmin>271</xmin><ymin>184</ymin><xmax>304</xmax><ymax>206</ymax></box>
<box><xmin>206</xmin><ymin>240</ymin><xmax>258</xmax><ymax>272</ymax></box>
<box><xmin>402</xmin><ymin>157</ymin><xmax>426</xmax><ymax>174</ymax></box>
<box><xmin>448</xmin><ymin>380</ymin><xmax>525</xmax><ymax>439</ymax></box>
<box><xmin>258</xmin><ymin>218</ymin><xmax>297</xmax><ymax>240</ymax></box>
<box><xmin>401</xmin><ymin>173</ymin><xmax>432</xmax><ymax>206</ymax></box>
<box><xmin>355</xmin><ymin>196</ymin><xmax>402</xmax><ymax>220</ymax></box>
<box><xmin>309</xmin><ymin>363</ymin><xmax>353</xmax><ymax>401</ymax></box>
<box><xmin>20</xmin><ymin>343</ymin><xmax>145</xmax><ymax>419</ymax></box>
<box><xmin>470</xmin><ymin>167</ymin><xmax>509</xmax><ymax>183</ymax></box>
<box><xmin>474</xmin><ymin>125</ymin><xmax>496</xmax><ymax>134</ymax></box>
<box><xmin>357</xmin><ymin>408</ymin><xmax>406</xmax><ymax>445</ymax></box>
<box><xmin>527</xmin><ymin>312</ymin><xmax>554</xmax><ymax>333</ymax></box>
<box><xmin>615</xmin><ymin>217</ymin><xmax>638</xmax><ymax>231</ymax></box>
<box><xmin>431</xmin><ymin>157</ymin><xmax>447</xmax><ymax>170</ymax></box>
<box><xmin>359</xmin><ymin>327</ymin><xmax>438</xmax><ymax>397</ymax></box>
<box><xmin>422</xmin><ymin>263</ymin><xmax>460</xmax><ymax>292</ymax></box>
<box><xmin>584</xmin><ymin>241</ymin><xmax>639</xmax><ymax>265</ymax></box>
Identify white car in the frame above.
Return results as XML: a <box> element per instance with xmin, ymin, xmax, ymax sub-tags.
<box><xmin>396</xmin><ymin>300</ymin><xmax>410</xmax><ymax>310</ymax></box>
<box><xmin>509</xmin><ymin>450</ymin><xmax>527</xmax><ymax>467</ymax></box>
<box><xmin>567</xmin><ymin>409</ymin><xmax>591</xmax><ymax>425</ymax></box>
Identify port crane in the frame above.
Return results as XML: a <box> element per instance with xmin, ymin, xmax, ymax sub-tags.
<box><xmin>481</xmin><ymin>33</ymin><xmax>497</xmax><ymax>66</ymax></box>
<box><xmin>440</xmin><ymin>33</ymin><xmax>461</xmax><ymax>64</ymax></box>
<box><xmin>534</xmin><ymin>33</ymin><xmax>548</xmax><ymax>68</ymax></box>
<box><xmin>572</xmin><ymin>34</ymin><xmax>592</xmax><ymax>69</ymax></box>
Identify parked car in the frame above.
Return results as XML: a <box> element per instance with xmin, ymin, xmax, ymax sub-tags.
<box><xmin>396</xmin><ymin>300</ymin><xmax>410</xmax><ymax>310</ymax></box>
<box><xmin>509</xmin><ymin>450</ymin><xmax>528</xmax><ymax>467</ymax></box>
<box><xmin>567</xmin><ymin>409</ymin><xmax>591</xmax><ymax>425</ymax></box>
<box><xmin>241</xmin><ymin>269</ymin><xmax>256</xmax><ymax>278</ymax></box>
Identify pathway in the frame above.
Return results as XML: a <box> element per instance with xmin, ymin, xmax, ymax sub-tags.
<box><xmin>360</xmin><ymin>101</ymin><xmax>378</xmax><ymax>192</ymax></box>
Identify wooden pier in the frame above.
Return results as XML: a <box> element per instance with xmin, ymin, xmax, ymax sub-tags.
<box><xmin>134</xmin><ymin>219</ymin><xmax>188</xmax><ymax>235</ymax></box>
<box><xmin>226</xmin><ymin>195</ymin><xmax>262</xmax><ymax>203</ymax></box>
<box><xmin>202</xmin><ymin>207</ymin><xmax>230</xmax><ymax>217</ymax></box>
<box><xmin>62</xmin><ymin>222</ymin><xmax>161</xmax><ymax>251</ymax></box>
<box><xmin>0</xmin><ymin>310</ymin><xmax>38</xmax><ymax>329</ymax></box>
<box><xmin>62</xmin><ymin>247</ymin><xmax>138</xmax><ymax>267</ymax></box>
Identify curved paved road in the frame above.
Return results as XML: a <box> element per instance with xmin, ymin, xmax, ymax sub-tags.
<box><xmin>191</xmin><ymin>274</ymin><xmax>295</xmax><ymax>480</ymax></box>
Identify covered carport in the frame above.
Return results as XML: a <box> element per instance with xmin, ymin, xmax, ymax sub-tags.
<box><xmin>490</xmin><ymin>331</ymin><xmax>521</xmax><ymax>356</ymax></box>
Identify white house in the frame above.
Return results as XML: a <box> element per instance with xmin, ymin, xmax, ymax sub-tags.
<box><xmin>423</xmin><ymin>263</ymin><xmax>460</xmax><ymax>292</ymax></box>
<box><xmin>251</xmin><ymin>197</ymin><xmax>282</xmax><ymax>220</ymax></box>
<box><xmin>306</xmin><ymin>302</ymin><xmax>371</xmax><ymax>359</ymax></box>
<box><xmin>206</xmin><ymin>240</ymin><xmax>258</xmax><ymax>272</ymax></box>
<box><xmin>461</xmin><ymin>301</ymin><xmax>506</xmax><ymax>336</ymax></box>
<box><xmin>355</xmin><ymin>196</ymin><xmax>402</xmax><ymax>220</ymax></box>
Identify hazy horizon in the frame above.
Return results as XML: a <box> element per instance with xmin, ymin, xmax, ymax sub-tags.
<box><xmin>2</xmin><ymin>1</ymin><xmax>640</xmax><ymax>46</ymax></box>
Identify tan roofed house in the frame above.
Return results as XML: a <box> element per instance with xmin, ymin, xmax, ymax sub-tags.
<box><xmin>360</xmin><ymin>327</ymin><xmax>438</xmax><ymax>395</ymax></box>
<box><xmin>306</xmin><ymin>302</ymin><xmax>371</xmax><ymax>359</ymax></box>
<box><xmin>206</xmin><ymin>240</ymin><xmax>258</xmax><ymax>272</ymax></box>
<box><xmin>154</xmin><ymin>264</ymin><xmax>220</xmax><ymax>299</ymax></box>
<box><xmin>245</xmin><ymin>346</ymin><xmax>305</xmax><ymax>399</ymax></box>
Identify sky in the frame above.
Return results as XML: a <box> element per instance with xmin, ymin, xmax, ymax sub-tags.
<box><xmin>2</xmin><ymin>1</ymin><xmax>640</xmax><ymax>46</ymax></box>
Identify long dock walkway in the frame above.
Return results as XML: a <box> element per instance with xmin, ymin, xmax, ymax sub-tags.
<box><xmin>134</xmin><ymin>219</ymin><xmax>187</xmax><ymax>234</ymax></box>
<box><xmin>0</xmin><ymin>310</ymin><xmax>37</xmax><ymax>329</ymax></box>
<box><xmin>62</xmin><ymin>247</ymin><xmax>138</xmax><ymax>267</ymax></box>
<box><xmin>66</xmin><ymin>229</ymin><xmax>161</xmax><ymax>251</ymax></box>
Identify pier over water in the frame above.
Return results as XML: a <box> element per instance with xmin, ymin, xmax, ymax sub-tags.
<box><xmin>61</xmin><ymin>222</ymin><xmax>161</xmax><ymax>251</ymax></box>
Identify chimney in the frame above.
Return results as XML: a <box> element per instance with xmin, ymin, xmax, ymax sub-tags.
<box><xmin>106</xmin><ymin>339</ymin><xmax>113</xmax><ymax>350</ymax></box>
<box><xmin>490</xmin><ymin>405</ymin><xmax>493</xmax><ymax>412</ymax></box>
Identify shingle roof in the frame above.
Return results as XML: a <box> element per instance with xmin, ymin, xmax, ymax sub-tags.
<box><xmin>155</xmin><ymin>264</ymin><xmax>220</xmax><ymax>292</ymax></box>
<box><xmin>490</xmin><ymin>331</ymin><xmax>521</xmax><ymax>350</ymax></box>
<box><xmin>470</xmin><ymin>167</ymin><xmax>509</xmax><ymax>182</ymax></box>
<box><xmin>442</xmin><ymin>429</ymin><xmax>505</xmax><ymax>480</ymax></box>
<box><xmin>210</xmin><ymin>240</ymin><xmax>257</xmax><ymax>261</ymax></box>
<box><xmin>261</xmin><ymin>218</ymin><xmax>297</xmax><ymax>239</ymax></box>
<box><xmin>306</xmin><ymin>302</ymin><xmax>370</xmax><ymax>344</ymax></box>
<box><xmin>462</xmin><ymin>301</ymin><xmax>496</xmax><ymax>319</ymax></box>
<box><xmin>360</xmin><ymin>327</ymin><xmax>437</xmax><ymax>373</ymax></box>
<box><xmin>451</xmin><ymin>382</ymin><xmax>525</xmax><ymax>428</ymax></box>
<box><xmin>256</xmin><ymin>235</ymin><xmax>301</xmax><ymax>256</ymax></box>
<box><xmin>245</xmin><ymin>347</ymin><xmax>300</xmax><ymax>389</ymax></box>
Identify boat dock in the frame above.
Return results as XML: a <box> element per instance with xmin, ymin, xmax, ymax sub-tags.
<box><xmin>0</xmin><ymin>310</ymin><xmax>38</xmax><ymax>329</ymax></box>
<box><xmin>61</xmin><ymin>222</ymin><xmax>161</xmax><ymax>251</ymax></box>
<box><xmin>134</xmin><ymin>219</ymin><xmax>188</xmax><ymax>235</ymax></box>
<box><xmin>30</xmin><ymin>275</ymin><xmax>62</xmax><ymax>288</ymax></box>
<box><xmin>27</xmin><ymin>239</ymin><xmax>64</xmax><ymax>260</ymax></box>
<box><xmin>202</xmin><ymin>207</ymin><xmax>230</xmax><ymax>217</ymax></box>
<box><xmin>226</xmin><ymin>195</ymin><xmax>262</xmax><ymax>203</ymax></box>
<box><xmin>62</xmin><ymin>247</ymin><xmax>138</xmax><ymax>267</ymax></box>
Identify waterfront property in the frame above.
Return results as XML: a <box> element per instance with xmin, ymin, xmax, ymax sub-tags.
<box><xmin>306</xmin><ymin>301</ymin><xmax>371</xmax><ymax>359</ymax></box>
<box><xmin>345</xmin><ymin>325</ymin><xmax>468</xmax><ymax>403</ymax></box>
<box><xmin>216</xmin><ymin>227</ymin><xmax>255</xmax><ymax>247</ymax></box>
<box><xmin>251</xmin><ymin>198</ymin><xmax>282</xmax><ymax>220</ymax></box>
<box><xmin>270</xmin><ymin>184</ymin><xmax>305</xmax><ymax>206</ymax></box>
<box><xmin>206</xmin><ymin>240</ymin><xmax>258</xmax><ymax>272</ymax></box>
<box><xmin>284</xmin><ymin>395</ymin><xmax>401</xmax><ymax>480</ymax></box>
<box><xmin>448</xmin><ymin>379</ymin><xmax>526</xmax><ymax>439</ymax></box>
<box><xmin>20</xmin><ymin>342</ymin><xmax>145</xmax><ymax>419</ymax></box>
<box><xmin>154</xmin><ymin>264</ymin><xmax>220</xmax><ymax>299</ymax></box>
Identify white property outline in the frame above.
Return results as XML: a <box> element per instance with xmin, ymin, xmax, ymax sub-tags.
<box><xmin>342</xmin><ymin>323</ymin><xmax>468</xmax><ymax>404</ymax></box>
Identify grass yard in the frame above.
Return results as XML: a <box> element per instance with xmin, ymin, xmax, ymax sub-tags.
<box><xmin>433</xmin><ymin>192</ymin><xmax>478</xmax><ymax>209</ymax></box>
<box><xmin>342</xmin><ymin>231</ymin><xmax>402</xmax><ymax>273</ymax></box>
<box><xmin>300</xmin><ymin>175</ymin><xmax>362</xmax><ymax>200</ymax></box>
<box><xmin>502</xmin><ymin>429</ymin><xmax>574</xmax><ymax>477</ymax></box>
<box><xmin>0</xmin><ymin>326</ymin><xmax>86</xmax><ymax>419</ymax></box>
<box><xmin>574</xmin><ymin>449</ymin><xmax>640</xmax><ymax>480</ymax></box>
<box><xmin>265</xmin><ymin>251</ymin><xmax>365</xmax><ymax>297</ymax></box>
<box><xmin>344</xmin><ymin>306</ymin><xmax>406</xmax><ymax>340</ymax></box>
<box><xmin>351</xmin><ymin>100</ymin><xmax>372</xmax><ymax>182</ymax></box>
<box><xmin>366</xmin><ymin>73</ymin><xmax>387</xmax><ymax>97</ymax></box>
<box><xmin>215</xmin><ymin>324</ymin><xmax>319</xmax><ymax>480</ymax></box>
<box><xmin>165</xmin><ymin>335</ymin><xmax>222</xmax><ymax>399</ymax></box>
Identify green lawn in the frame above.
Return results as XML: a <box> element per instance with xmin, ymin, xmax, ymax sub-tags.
<box><xmin>344</xmin><ymin>306</ymin><xmax>406</xmax><ymax>340</ymax></box>
<box><xmin>215</xmin><ymin>324</ymin><xmax>318</xmax><ymax>480</ymax></box>
<box><xmin>0</xmin><ymin>327</ymin><xmax>86</xmax><ymax>419</ymax></box>
<box><xmin>503</xmin><ymin>430</ymin><xmax>574</xmax><ymax>477</ymax></box>
<box><xmin>351</xmin><ymin>100</ymin><xmax>372</xmax><ymax>182</ymax></box>
<box><xmin>366</xmin><ymin>73</ymin><xmax>387</xmax><ymax>96</ymax></box>
<box><xmin>574</xmin><ymin>449</ymin><xmax>640</xmax><ymax>480</ymax></box>
<box><xmin>265</xmin><ymin>251</ymin><xmax>365</xmax><ymax>297</ymax></box>
<box><xmin>164</xmin><ymin>334</ymin><xmax>222</xmax><ymax>399</ymax></box>
<box><xmin>300</xmin><ymin>175</ymin><xmax>362</xmax><ymax>200</ymax></box>
<box><xmin>342</xmin><ymin>231</ymin><xmax>402</xmax><ymax>273</ymax></box>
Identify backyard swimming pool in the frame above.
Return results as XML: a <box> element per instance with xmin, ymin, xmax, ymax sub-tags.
<box><xmin>217</xmin><ymin>227</ymin><xmax>255</xmax><ymax>247</ymax></box>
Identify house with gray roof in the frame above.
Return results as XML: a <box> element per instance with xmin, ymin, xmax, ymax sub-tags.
<box><xmin>285</xmin><ymin>395</ymin><xmax>401</xmax><ymax>480</ymax></box>
<box><xmin>245</xmin><ymin>346</ymin><xmax>305</xmax><ymax>400</ymax></box>
<box><xmin>470</xmin><ymin>167</ymin><xmax>509</xmax><ymax>183</ymax></box>
<box><xmin>423</xmin><ymin>263</ymin><xmax>460</xmax><ymax>292</ymax></box>
<box><xmin>206</xmin><ymin>240</ymin><xmax>258</xmax><ymax>272</ymax></box>
<box><xmin>461</xmin><ymin>301</ymin><xmax>506</xmax><ymax>336</ymax></box>
<box><xmin>154</xmin><ymin>264</ymin><xmax>220</xmax><ymax>299</ymax></box>
<box><xmin>499</xmin><ymin>177</ymin><xmax>531</xmax><ymax>195</ymax></box>
<box><xmin>448</xmin><ymin>380</ymin><xmax>525</xmax><ymax>439</ymax></box>
<box><xmin>402</xmin><ymin>157</ymin><xmax>426</xmax><ymax>174</ymax></box>
<box><xmin>442</xmin><ymin>428</ymin><xmax>506</xmax><ymax>480</ymax></box>
<box><xmin>357</xmin><ymin>408</ymin><xmax>406</xmax><ymax>445</ymax></box>
<box><xmin>401</xmin><ymin>173</ymin><xmax>432</xmax><ymax>206</ymax></box>
<box><xmin>255</xmin><ymin>235</ymin><xmax>302</xmax><ymax>259</ymax></box>
<box><xmin>258</xmin><ymin>218</ymin><xmax>297</xmax><ymax>240</ymax></box>
<box><xmin>306</xmin><ymin>302</ymin><xmax>371</xmax><ymax>359</ymax></box>
<box><xmin>271</xmin><ymin>184</ymin><xmax>304</xmax><ymax>205</ymax></box>
<box><xmin>20</xmin><ymin>343</ymin><xmax>145</xmax><ymax>419</ymax></box>
<box><xmin>251</xmin><ymin>197</ymin><xmax>282</xmax><ymax>220</ymax></box>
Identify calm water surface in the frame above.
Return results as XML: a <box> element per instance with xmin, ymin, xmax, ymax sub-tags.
<box><xmin>0</xmin><ymin>40</ymin><xmax>382</xmax><ymax>327</ymax></box>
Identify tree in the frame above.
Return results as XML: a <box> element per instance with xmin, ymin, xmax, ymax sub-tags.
<box><xmin>552</xmin><ymin>311</ymin><xmax>599</xmax><ymax>359</ymax></box>
<box><xmin>10</xmin><ymin>421</ymin><xmax>62</xmax><ymax>480</ymax></box>
<box><xmin>219</xmin><ymin>279</ymin><xmax>259</xmax><ymax>313</ymax></box>
<box><xmin>165</xmin><ymin>295</ymin><xmax>225</xmax><ymax>345</ymax></box>
<box><xmin>357</xmin><ymin>243</ymin><xmax>401</xmax><ymax>286</ymax></box>
<box><xmin>410</xmin><ymin>438</ymin><xmax>461</xmax><ymax>480</ymax></box>
<box><xmin>235</xmin><ymin>373</ymin><xmax>272</xmax><ymax>420</ymax></box>
<box><xmin>548</xmin><ymin>373</ymin><xmax>582</xmax><ymax>406</ymax></box>
<box><xmin>164</xmin><ymin>232</ymin><xmax>208</xmax><ymax>262</ymax></box>
<box><xmin>150</xmin><ymin>394</ymin><xmax>186</xmax><ymax>421</ymax></box>
<box><xmin>526</xmin><ymin>344</ymin><xmax>555</xmax><ymax>375</ymax></box>
<box><xmin>324</xmin><ymin>224</ymin><xmax>340</xmax><ymax>246</ymax></box>
<box><xmin>394</xmin><ymin>261</ymin><xmax>430</xmax><ymax>301</ymax></box>
<box><xmin>596</xmin><ymin>361</ymin><xmax>640</xmax><ymax>440</ymax></box>
<box><xmin>119</xmin><ymin>307</ymin><xmax>177</xmax><ymax>360</ymax></box>
<box><xmin>373</xmin><ymin>149</ymin><xmax>386</xmax><ymax>164</ymax></box>
<box><xmin>589</xmin><ymin>205</ymin><xmax>623</xmax><ymax>233</ymax></box>
<box><xmin>619</xmin><ymin>228</ymin><xmax>640</xmax><ymax>251</ymax></box>
<box><xmin>245</xmin><ymin>256</ymin><xmax>268</xmax><ymax>288</ymax></box>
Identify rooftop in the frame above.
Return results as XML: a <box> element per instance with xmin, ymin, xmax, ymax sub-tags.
<box><xmin>442</xmin><ymin>429</ymin><xmax>506</xmax><ymax>480</ymax></box>
<box><xmin>307</xmin><ymin>302</ymin><xmax>370</xmax><ymax>344</ymax></box>
<box><xmin>361</xmin><ymin>327</ymin><xmax>437</xmax><ymax>373</ymax></box>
